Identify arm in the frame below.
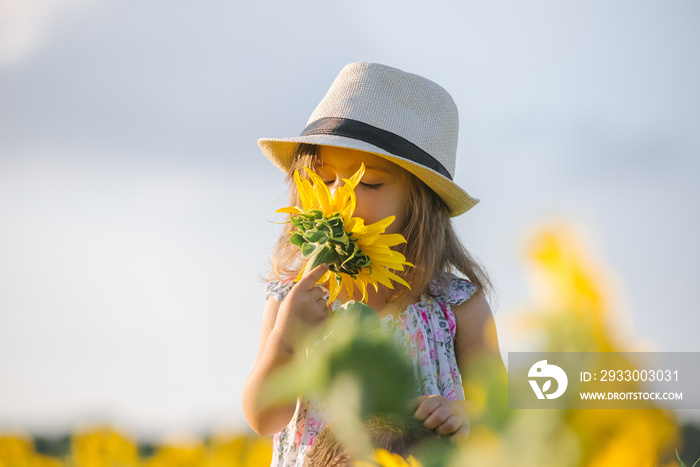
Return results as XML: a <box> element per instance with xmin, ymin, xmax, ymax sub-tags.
<box><xmin>453</xmin><ymin>291</ymin><xmax>508</xmax><ymax>418</ymax></box>
<box><xmin>413</xmin><ymin>290</ymin><xmax>507</xmax><ymax>442</ymax></box>
<box><xmin>241</xmin><ymin>264</ymin><xmax>331</xmax><ymax>436</ymax></box>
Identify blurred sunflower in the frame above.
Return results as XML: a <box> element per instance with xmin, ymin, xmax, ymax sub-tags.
<box><xmin>277</xmin><ymin>163</ymin><xmax>412</xmax><ymax>303</ymax></box>
<box><xmin>354</xmin><ymin>448</ymin><xmax>422</xmax><ymax>467</ymax></box>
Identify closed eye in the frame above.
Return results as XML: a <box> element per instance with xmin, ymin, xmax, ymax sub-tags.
<box><xmin>323</xmin><ymin>180</ymin><xmax>382</xmax><ymax>189</ymax></box>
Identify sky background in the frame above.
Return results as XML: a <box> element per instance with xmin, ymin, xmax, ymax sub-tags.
<box><xmin>1</xmin><ymin>0</ymin><xmax>699</xmax><ymax>440</ymax></box>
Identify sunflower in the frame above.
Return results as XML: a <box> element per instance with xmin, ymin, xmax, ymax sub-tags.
<box><xmin>354</xmin><ymin>449</ymin><xmax>423</xmax><ymax>467</ymax></box>
<box><xmin>276</xmin><ymin>163</ymin><xmax>412</xmax><ymax>303</ymax></box>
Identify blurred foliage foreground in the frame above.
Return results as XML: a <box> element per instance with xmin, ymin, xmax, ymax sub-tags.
<box><xmin>2</xmin><ymin>222</ymin><xmax>699</xmax><ymax>466</ymax></box>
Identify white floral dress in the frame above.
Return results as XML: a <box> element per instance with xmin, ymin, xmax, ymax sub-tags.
<box><xmin>263</xmin><ymin>273</ymin><xmax>477</xmax><ymax>467</ymax></box>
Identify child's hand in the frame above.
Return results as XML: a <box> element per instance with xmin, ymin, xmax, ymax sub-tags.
<box><xmin>411</xmin><ymin>395</ymin><xmax>471</xmax><ymax>443</ymax></box>
<box><xmin>273</xmin><ymin>263</ymin><xmax>331</xmax><ymax>350</ymax></box>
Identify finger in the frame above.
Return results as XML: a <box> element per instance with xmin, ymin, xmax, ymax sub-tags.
<box><xmin>422</xmin><ymin>405</ymin><xmax>452</xmax><ymax>431</ymax></box>
<box><xmin>309</xmin><ymin>285</ymin><xmax>325</xmax><ymax>302</ymax></box>
<box><xmin>298</xmin><ymin>263</ymin><xmax>329</xmax><ymax>290</ymax></box>
<box><xmin>449</xmin><ymin>425</ymin><xmax>470</xmax><ymax>444</ymax></box>
<box><xmin>412</xmin><ymin>396</ymin><xmax>443</xmax><ymax>421</ymax></box>
<box><xmin>435</xmin><ymin>414</ymin><xmax>461</xmax><ymax>435</ymax></box>
<box><xmin>407</xmin><ymin>396</ymin><xmax>427</xmax><ymax>413</ymax></box>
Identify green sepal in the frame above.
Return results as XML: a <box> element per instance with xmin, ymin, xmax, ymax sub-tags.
<box><xmin>290</xmin><ymin>233</ymin><xmax>305</xmax><ymax>247</ymax></box>
<box><xmin>301</xmin><ymin>242</ymin><xmax>317</xmax><ymax>257</ymax></box>
<box><xmin>304</xmin><ymin>229</ymin><xmax>328</xmax><ymax>243</ymax></box>
<box><xmin>308</xmin><ymin>244</ymin><xmax>341</xmax><ymax>270</ymax></box>
<box><xmin>285</xmin><ymin>209</ymin><xmax>372</xmax><ymax>277</ymax></box>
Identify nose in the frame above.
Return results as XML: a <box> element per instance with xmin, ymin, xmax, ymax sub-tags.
<box><xmin>327</xmin><ymin>177</ymin><xmax>344</xmax><ymax>196</ymax></box>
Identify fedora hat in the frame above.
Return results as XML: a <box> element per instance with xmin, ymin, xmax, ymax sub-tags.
<box><xmin>258</xmin><ymin>62</ymin><xmax>479</xmax><ymax>217</ymax></box>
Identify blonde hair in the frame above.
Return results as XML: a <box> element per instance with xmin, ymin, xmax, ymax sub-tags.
<box><xmin>269</xmin><ymin>144</ymin><xmax>492</xmax><ymax>299</ymax></box>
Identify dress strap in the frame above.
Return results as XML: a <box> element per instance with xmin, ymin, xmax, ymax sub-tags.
<box><xmin>428</xmin><ymin>273</ymin><xmax>477</xmax><ymax>307</ymax></box>
<box><xmin>265</xmin><ymin>280</ymin><xmax>293</xmax><ymax>302</ymax></box>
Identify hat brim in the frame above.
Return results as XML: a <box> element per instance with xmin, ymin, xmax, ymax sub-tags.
<box><xmin>258</xmin><ymin>134</ymin><xmax>479</xmax><ymax>217</ymax></box>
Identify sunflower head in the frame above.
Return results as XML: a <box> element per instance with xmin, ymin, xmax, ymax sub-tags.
<box><xmin>277</xmin><ymin>163</ymin><xmax>413</xmax><ymax>303</ymax></box>
<box><xmin>289</xmin><ymin>209</ymin><xmax>371</xmax><ymax>278</ymax></box>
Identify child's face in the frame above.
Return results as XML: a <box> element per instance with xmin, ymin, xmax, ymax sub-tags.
<box><xmin>316</xmin><ymin>146</ymin><xmax>411</xmax><ymax>233</ymax></box>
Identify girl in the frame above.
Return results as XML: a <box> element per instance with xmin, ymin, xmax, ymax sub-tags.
<box><xmin>242</xmin><ymin>62</ymin><xmax>507</xmax><ymax>466</ymax></box>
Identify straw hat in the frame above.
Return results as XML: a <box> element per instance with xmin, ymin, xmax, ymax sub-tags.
<box><xmin>258</xmin><ymin>62</ymin><xmax>479</xmax><ymax>217</ymax></box>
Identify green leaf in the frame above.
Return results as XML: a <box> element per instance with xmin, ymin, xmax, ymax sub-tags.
<box><xmin>301</xmin><ymin>243</ymin><xmax>317</xmax><ymax>257</ymax></box>
<box><xmin>290</xmin><ymin>217</ymin><xmax>304</xmax><ymax>230</ymax></box>
<box><xmin>309</xmin><ymin>244</ymin><xmax>341</xmax><ymax>269</ymax></box>
<box><xmin>328</xmin><ymin>218</ymin><xmax>345</xmax><ymax>237</ymax></box>
<box><xmin>330</xmin><ymin>300</ymin><xmax>381</xmax><ymax>334</ymax></box>
<box><xmin>304</xmin><ymin>229</ymin><xmax>328</xmax><ymax>243</ymax></box>
<box><xmin>678</xmin><ymin>449</ymin><xmax>700</xmax><ymax>467</ymax></box>
<box><xmin>332</xmin><ymin>232</ymin><xmax>350</xmax><ymax>247</ymax></box>
<box><xmin>290</xmin><ymin>233</ymin><xmax>305</xmax><ymax>247</ymax></box>
<box><xmin>317</xmin><ymin>222</ymin><xmax>332</xmax><ymax>234</ymax></box>
<box><xmin>325</xmin><ymin>336</ymin><xmax>414</xmax><ymax>419</ymax></box>
<box><xmin>677</xmin><ymin>449</ymin><xmax>687</xmax><ymax>467</ymax></box>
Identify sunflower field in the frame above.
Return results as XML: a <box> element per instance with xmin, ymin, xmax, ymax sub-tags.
<box><xmin>1</xmin><ymin>223</ymin><xmax>699</xmax><ymax>466</ymax></box>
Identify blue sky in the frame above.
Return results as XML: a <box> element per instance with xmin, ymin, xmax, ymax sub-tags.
<box><xmin>1</xmin><ymin>0</ymin><xmax>698</xmax><ymax>438</ymax></box>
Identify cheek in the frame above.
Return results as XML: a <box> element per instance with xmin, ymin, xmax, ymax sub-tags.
<box><xmin>352</xmin><ymin>192</ymin><xmax>386</xmax><ymax>225</ymax></box>
<box><xmin>351</xmin><ymin>193</ymin><xmax>376</xmax><ymax>224</ymax></box>
<box><xmin>352</xmin><ymin>191</ymin><xmax>407</xmax><ymax>232</ymax></box>
<box><xmin>383</xmin><ymin>205</ymin><xmax>406</xmax><ymax>234</ymax></box>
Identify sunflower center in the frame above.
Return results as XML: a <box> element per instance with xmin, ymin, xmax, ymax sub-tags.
<box><xmin>289</xmin><ymin>210</ymin><xmax>371</xmax><ymax>279</ymax></box>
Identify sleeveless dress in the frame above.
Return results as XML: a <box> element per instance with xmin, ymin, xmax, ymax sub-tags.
<box><xmin>264</xmin><ymin>274</ymin><xmax>477</xmax><ymax>467</ymax></box>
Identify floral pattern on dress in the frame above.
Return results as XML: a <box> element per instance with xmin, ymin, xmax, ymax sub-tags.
<box><xmin>263</xmin><ymin>273</ymin><xmax>476</xmax><ymax>467</ymax></box>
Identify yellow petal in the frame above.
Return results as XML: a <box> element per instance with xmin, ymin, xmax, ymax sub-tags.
<box><xmin>335</xmin><ymin>164</ymin><xmax>364</xmax><ymax>217</ymax></box>
<box><xmin>327</xmin><ymin>272</ymin><xmax>340</xmax><ymax>303</ymax></box>
<box><xmin>359</xmin><ymin>280</ymin><xmax>368</xmax><ymax>302</ymax></box>
<box><xmin>358</xmin><ymin>216</ymin><xmax>396</xmax><ymax>245</ymax></box>
<box><xmin>320</xmin><ymin>270</ymin><xmax>333</xmax><ymax>284</ymax></box>
<box><xmin>341</xmin><ymin>273</ymin><xmax>355</xmax><ymax>301</ymax></box>
<box><xmin>372</xmin><ymin>233</ymin><xmax>406</xmax><ymax>247</ymax></box>
<box><xmin>346</xmin><ymin>163</ymin><xmax>366</xmax><ymax>188</ymax></box>
<box><xmin>359</xmin><ymin>275</ymin><xmax>378</xmax><ymax>295</ymax></box>
<box><xmin>359</xmin><ymin>243</ymin><xmax>404</xmax><ymax>258</ymax></box>
<box><xmin>305</xmin><ymin>168</ymin><xmax>334</xmax><ymax>214</ymax></box>
<box><xmin>276</xmin><ymin>206</ymin><xmax>304</xmax><ymax>214</ymax></box>
<box><xmin>374</xmin><ymin>448</ymin><xmax>411</xmax><ymax>466</ymax></box>
<box><xmin>365</xmin><ymin>216</ymin><xmax>395</xmax><ymax>234</ymax></box>
<box><xmin>294</xmin><ymin>171</ymin><xmax>315</xmax><ymax>211</ymax></box>
<box><xmin>346</xmin><ymin>217</ymin><xmax>367</xmax><ymax>235</ymax></box>
<box><xmin>360</xmin><ymin>250</ymin><xmax>409</xmax><ymax>270</ymax></box>
<box><xmin>367</xmin><ymin>267</ymin><xmax>394</xmax><ymax>288</ymax></box>
<box><xmin>294</xmin><ymin>264</ymin><xmax>307</xmax><ymax>283</ymax></box>
<box><xmin>371</xmin><ymin>266</ymin><xmax>410</xmax><ymax>289</ymax></box>
<box><xmin>341</xmin><ymin>190</ymin><xmax>357</xmax><ymax>219</ymax></box>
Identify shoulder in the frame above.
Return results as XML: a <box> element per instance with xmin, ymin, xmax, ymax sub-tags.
<box><xmin>452</xmin><ymin>289</ymin><xmax>501</xmax><ymax>359</ymax></box>
<box><xmin>452</xmin><ymin>291</ymin><xmax>492</xmax><ymax>326</ymax></box>
<box><xmin>451</xmin><ymin>288</ymin><xmax>508</xmax><ymax>385</ymax></box>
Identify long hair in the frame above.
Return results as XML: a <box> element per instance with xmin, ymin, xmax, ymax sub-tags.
<box><xmin>269</xmin><ymin>144</ymin><xmax>492</xmax><ymax>299</ymax></box>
